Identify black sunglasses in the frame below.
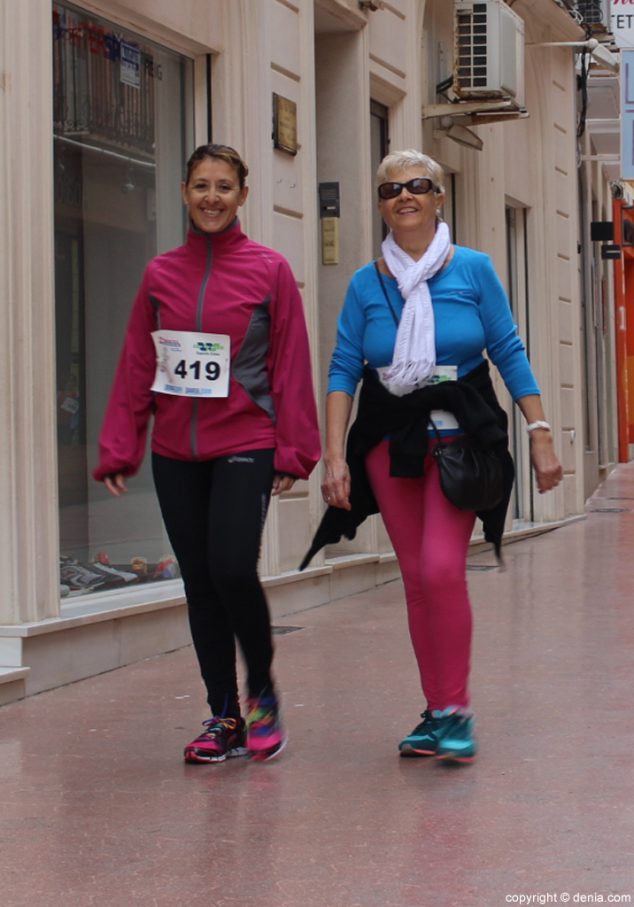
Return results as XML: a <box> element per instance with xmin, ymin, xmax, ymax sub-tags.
<box><xmin>377</xmin><ymin>177</ymin><xmax>437</xmax><ymax>200</ymax></box>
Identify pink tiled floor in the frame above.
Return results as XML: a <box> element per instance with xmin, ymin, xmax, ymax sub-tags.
<box><xmin>2</xmin><ymin>466</ymin><xmax>634</xmax><ymax>906</ymax></box>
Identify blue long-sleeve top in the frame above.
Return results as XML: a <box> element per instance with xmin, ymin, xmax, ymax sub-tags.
<box><xmin>328</xmin><ymin>246</ymin><xmax>540</xmax><ymax>401</ymax></box>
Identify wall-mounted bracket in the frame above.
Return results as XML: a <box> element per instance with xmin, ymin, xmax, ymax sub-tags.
<box><xmin>422</xmin><ymin>99</ymin><xmax>522</xmax><ymax>120</ymax></box>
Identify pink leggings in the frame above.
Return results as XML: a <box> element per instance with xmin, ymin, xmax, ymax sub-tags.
<box><xmin>365</xmin><ymin>440</ymin><xmax>476</xmax><ymax>711</ymax></box>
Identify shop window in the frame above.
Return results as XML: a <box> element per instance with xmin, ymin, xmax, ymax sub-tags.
<box><xmin>53</xmin><ymin>3</ymin><xmax>194</xmax><ymax>598</ymax></box>
<box><xmin>370</xmin><ymin>100</ymin><xmax>389</xmax><ymax>259</ymax></box>
<box><xmin>443</xmin><ymin>172</ymin><xmax>457</xmax><ymax>242</ymax></box>
<box><xmin>505</xmin><ymin>204</ymin><xmax>532</xmax><ymax>522</ymax></box>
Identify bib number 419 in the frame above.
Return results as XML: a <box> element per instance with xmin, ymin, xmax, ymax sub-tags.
<box><xmin>151</xmin><ymin>329</ymin><xmax>230</xmax><ymax>397</ymax></box>
<box><xmin>174</xmin><ymin>360</ymin><xmax>221</xmax><ymax>381</ymax></box>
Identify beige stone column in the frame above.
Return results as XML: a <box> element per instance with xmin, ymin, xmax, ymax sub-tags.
<box><xmin>0</xmin><ymin>0</ymin><xmax>59</xmax><ymax>623</ymax></box>
<box><xmin>213</xmin><ymin>0</ymin><xmax>325</xmax><ymax>577</ymax></box>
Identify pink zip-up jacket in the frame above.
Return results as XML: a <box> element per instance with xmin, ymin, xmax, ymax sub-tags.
<box><xmin>93</xmin><ymin>220</ymin><xmax>321</xmax><ymax>481</ymax></box>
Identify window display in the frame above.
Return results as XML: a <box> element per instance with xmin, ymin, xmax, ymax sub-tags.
<box><xmin>53</xmin><ymin>3</ymin><xmax>194</xmax><ymax>597</ymax></box>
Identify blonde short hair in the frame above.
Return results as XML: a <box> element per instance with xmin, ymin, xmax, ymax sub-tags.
<box><xmin>376</xmin><ymin>149</ymin><xmax>445</xmax><ymax>194</ymax></box>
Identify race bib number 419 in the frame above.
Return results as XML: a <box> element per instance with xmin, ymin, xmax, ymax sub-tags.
<box><xmin>151</xmin><ymin>330</ymin><xmax>230</xmax><ymax>397</ymax></box>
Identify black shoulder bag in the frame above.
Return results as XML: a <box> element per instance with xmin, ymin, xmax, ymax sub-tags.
<box><xmin>429</xmin><ymin>420</ymin><xmax>504</xmax><ymax>512</ymax></box>
<box><xmin>374</xmin><ymin>261</ymin><xmax>504</xmax><ymax>513</ymax></box>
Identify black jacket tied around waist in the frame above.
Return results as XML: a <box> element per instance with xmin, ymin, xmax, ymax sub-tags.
<box><xmin>300</xmin><ymin>360</ymin><xmax>514</xmax><ymax>570</ymax></box>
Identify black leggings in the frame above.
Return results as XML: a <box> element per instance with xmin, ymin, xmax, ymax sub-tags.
<box><xmin>152</xmin><ymin>449</ymin><xmax>275</xmax><ymax>718</ymax></box>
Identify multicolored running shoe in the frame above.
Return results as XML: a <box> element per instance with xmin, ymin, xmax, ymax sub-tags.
<box><xmin>245</xmin><ymin>695</ymin><xmax>287</xmax><ymax>762</ymax></box>
<box><xmin>183</xmin><ymin>716</ymin><xmax>247</xmax><ymax>764</ymax></box>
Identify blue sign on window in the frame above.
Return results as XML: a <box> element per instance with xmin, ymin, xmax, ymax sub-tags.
<box><xmin>120</xmin><ymin>40</ymin><xmax>141</xmax><ymax>88</ymax></box>
<box><xmin>621</xmin><ymin>51</ymin><xmax>634</xmax><ymax>179</ymax></box>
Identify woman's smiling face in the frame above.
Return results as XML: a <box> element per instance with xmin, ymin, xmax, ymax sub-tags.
<box><xmin>378</xmin><ymin>166</ymin><xmax>443</xmax><ymax>235</ymax></box>
<box><xmin>182</xmin><ymin>158</ymin><xmax>248</xmax><ymax>234</ymax></box>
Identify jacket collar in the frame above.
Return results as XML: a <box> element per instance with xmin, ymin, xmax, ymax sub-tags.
<box><xmin>185</xmin><ymin>218</ymin><xmax>246</xmax><ymax>254</ymax></box>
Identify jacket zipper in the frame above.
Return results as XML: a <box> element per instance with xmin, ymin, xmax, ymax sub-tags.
<box><xmin>191</xmin><ymin>235</ymin><xmax>213</xmax><ymax>458</ymax></box>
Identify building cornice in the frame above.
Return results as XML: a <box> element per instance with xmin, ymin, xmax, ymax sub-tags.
<box><xmin>509</xmin><ymin>0</ymin><xmax>586</xmax><ymax>42</ymax></box>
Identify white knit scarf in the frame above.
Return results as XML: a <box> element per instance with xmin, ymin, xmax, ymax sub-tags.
<box><xmin>380</xmin><ymin>221</ymin><xmax>451</xmax><ymax>397</ymax></box>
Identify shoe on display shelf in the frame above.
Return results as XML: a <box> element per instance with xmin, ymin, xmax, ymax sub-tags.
<box><xmin>89</xmin><ymin>562</ymin><xmax>139</xmax><ymax>585</ymax></box>
<box><xmin>130</xmin><ymin>556</ymin><xmax>148</xmax><ymax>577</ymax></box>
<box><xmin>152</xmin><ymin>556</ymin><xmax>179</xmax><ymax>580</ymax></box>
<box><xmin>59</xmin><ymin>558</ymin><xmax>109</xmax><ymax>593</ymax></box>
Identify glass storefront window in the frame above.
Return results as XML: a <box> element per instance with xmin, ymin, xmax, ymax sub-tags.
<box><xmin>53</xmin><ymin>3</ymin><xmax>194</xmax><ymax>598</ymax></box>
<box><xmin>370</xmin><ymin>100</ymin><xmax>389</xmax><ymax>260</ymax></box>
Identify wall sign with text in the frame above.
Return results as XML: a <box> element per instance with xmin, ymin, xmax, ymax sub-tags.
<box><xmin>611</xmin><ymin>0</ymin><xmax>634</xmax><ymax>47</ymax></box>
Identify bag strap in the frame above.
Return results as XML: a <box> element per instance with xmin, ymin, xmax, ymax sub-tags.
<box><xmin>428</xmin><ymin>416</ymin><xmax>442</xmax><ymax>444</ymax></box>
<box><xmin>374</xmin><ymin>260</ymin><xmax>400</xmax><ymax>327</ymax></box>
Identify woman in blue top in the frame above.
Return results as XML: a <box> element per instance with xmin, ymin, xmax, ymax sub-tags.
<box><xmin>321</xmin><ymin>150</ymin><xmax>562</xmax><ymax>763</ymax></box>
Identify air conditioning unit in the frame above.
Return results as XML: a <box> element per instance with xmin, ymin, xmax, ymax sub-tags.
<box><xmin>454</xmin><ymin>0</ymin><xmax>525</xmax><ymax>105</ymax></box>
<box><xmin>574</xmin><ymin>1</ymin><xmax>607</xmax><ymax>28</ymax></box>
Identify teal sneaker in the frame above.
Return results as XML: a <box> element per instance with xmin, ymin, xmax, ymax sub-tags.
<box><xmin>399</xmin><ymin>708</ymin><xmax>477</xmax><ymax>763</ymax></box>
<box><xmin>434</xmin><ymin>708</ymin><xmax>477</xmax><ymax>764</ymax></box>
<box><xmin>398</xmin><ymin>710</ymin><xmax>442</xmax><ymax>756</ymax></box>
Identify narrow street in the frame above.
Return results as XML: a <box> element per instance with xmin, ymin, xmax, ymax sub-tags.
<box><xmin>1</xmin><ymin>464</ymin><xmax>633</xmax><ymax>907</ymax></box>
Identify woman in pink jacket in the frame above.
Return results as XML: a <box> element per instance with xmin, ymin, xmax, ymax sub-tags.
<box><xmin>94</xmin><ymin>143</ymin><xmax>321</xmax><ymax>764</ymax></box>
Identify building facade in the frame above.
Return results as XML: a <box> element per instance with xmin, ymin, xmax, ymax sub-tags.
<box><xmin>0</xmin><ymin>0</ymin><xmax>628</xmax><ymax>703</ymax></box>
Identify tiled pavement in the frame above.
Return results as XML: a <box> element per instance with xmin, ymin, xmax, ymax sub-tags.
<box><xmin>2</xmin><ymin>465</ymin><xmax>634</xmax><ymax>907</ymax></box>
